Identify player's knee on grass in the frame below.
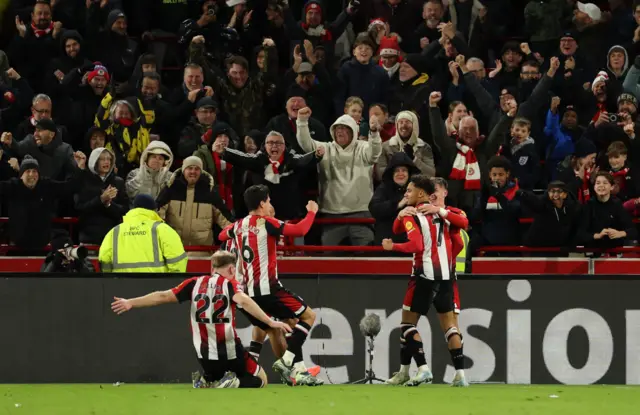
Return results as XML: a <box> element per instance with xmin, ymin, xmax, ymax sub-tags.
<box><xmin>300</xmin><ymin>307</ymin><xmax>316</xmax><ymax>326</ymax></box>
<box><xmin>444</xmin><ymin>326</ymin><xmax>463</xmax><ymax>349</ymax></box>
<box><xmin>257</xmin><ymin>367</ymin><xmax>268</xmax><ymax>387</ymax></box>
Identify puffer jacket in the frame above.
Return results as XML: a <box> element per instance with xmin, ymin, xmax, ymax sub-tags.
<box><xmin>125</xmin><ymin>141</ymin><xmax>173</xmax><ymax>202</ymax></box>
<box><xmin>156</xmin><ymin>168</ymin><xmax>233</xmax><ymax>246</ymax></box>
<box><xmin>375</xmin><ymin>110</ymin><xmax>436</xmax><ymax>181</ymax></box>
<box><xmin>75</xmin><ymin>147</ymin><xmax>128</xmax><ymax>244</ymax></box>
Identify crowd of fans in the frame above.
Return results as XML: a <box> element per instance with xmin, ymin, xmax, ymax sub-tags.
<box><xmin>1</xmin><ymin>0</ymin><xmax>640</xmax><ymax>260</ymax></box>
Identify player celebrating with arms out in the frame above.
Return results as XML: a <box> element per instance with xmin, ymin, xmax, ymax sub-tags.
<box><xmin>111</xmin><ymin>251</ymin><xmax>292</xmax><ymax>388</ymax></box>
<box><xmin>382</xmin><ymin>174</ymin><xmax>469</xmax><ymax>387</ymax></box>
<box><xmin>219</xmin><ymin>185</ymin><xmax>323</xmax><ymax>386</ymax></box>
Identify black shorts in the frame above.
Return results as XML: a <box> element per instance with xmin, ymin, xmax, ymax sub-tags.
<box><xmin>243</xmin><ymin>284</ymin><xmax>308</xmax><ymax>330</ymax></box>
<box><xmin>198</xmin><ymin>341</ymin><xmax>261</xmax><ymax>383</ymax></box>
<box><xmin>403</xmin><ymin>276</ymin><xmax>454</xmax><ymax>316</ymax></box>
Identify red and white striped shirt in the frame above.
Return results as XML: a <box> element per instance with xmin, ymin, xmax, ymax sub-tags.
<box><xmin>219</xmin><ymin>212</ymin><xmax>316</xmax><ymax>297</ymax></box>
<box><xmin>391</xmin><ymin>204</ymin><xmax>468</xmax><ymax>280</ymax></box>
<box><xmin>171</xmin><ymin>274</ymin><xmax>242</xmax><ymax>360</ymax></box>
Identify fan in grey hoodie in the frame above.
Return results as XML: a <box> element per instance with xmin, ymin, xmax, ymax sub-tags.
<box><xmin>125</xmin><ymin>140</ymin><xmax>173</xmax><ymax>203</ymax></box>
<box><xmin>297</xmin><ymin>109</ymin><xmax>382</xmax><ymax>246</ymax></box>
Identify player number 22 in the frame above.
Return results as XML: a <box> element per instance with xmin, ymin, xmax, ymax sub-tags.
<box><xmin>194</xmin><ymin>293</ymin><xmax>230</xmax><ymax>324</ymax></box>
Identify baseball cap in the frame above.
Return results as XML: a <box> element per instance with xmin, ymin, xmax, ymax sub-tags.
<box><xmin>296</xmin><ymin>62</ymin><xmax>314</xmax><ymax>74</ymax></box>
<box><xmin>196</xmin><ymin>96</ymin><xmax>218</xmax><ymax>110</ymax></box>
<box><xmin>577</xmin><ymin>2</ymin><xmax>602</xmax><ymax>22</ymax></box>
<box><xmin>35</xmin><ymin>118</ymin><xmax>56</xmax><ymax>133</ymax></box>
<box><xmin>560</xmin><ymin>30</ymin><xmax>576</xmax><ymax>41</ymax></box>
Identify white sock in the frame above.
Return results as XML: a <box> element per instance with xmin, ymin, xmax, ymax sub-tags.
<box><xmin>399</xmin><ymin>365</ymin><xmax>410</xmax><ymax>375</ymax></box>
<box><xmin>282</xmin><ymin>350</ymin><xmax>296</xmax><ymax>367</ymax></box>
<box><xmin>418</xmin><ymin>364</ymin><xmax>430</xmax><ymax>373</ymax></box>
<box><xmin>455</xmin><ymin>369</ymin><xmax>465</xmax><ymax>377</ymax></box>
<box><xmin>293</xmin><ymin>361</ymin><xmax>306</xmax><ymax>374</ymax></box>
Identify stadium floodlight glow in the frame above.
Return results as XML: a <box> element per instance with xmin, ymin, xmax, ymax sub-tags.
<box><xmin>349</xmin><ymin>313</ymin><xmax>386</xmax><ymax>384</ymax></box>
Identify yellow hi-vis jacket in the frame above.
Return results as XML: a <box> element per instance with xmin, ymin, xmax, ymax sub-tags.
<box><xmin>99</xmin><ymin>208</ymin><xmax>188</xmax><ymax>273</ymax></box>
<box><xmin>456</xmin><ymin>229</ymin><xmax>469</xmax><ymax>273</ymax></box>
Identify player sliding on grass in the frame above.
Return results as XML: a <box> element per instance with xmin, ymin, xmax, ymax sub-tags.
<box><xmin>111</xmin><ymin>251</ymin><xmax>292</xmax><ymax>388</ymax></box>
<box><xmin>219</xmin><ymin>184</ymin><xmax>323</xmax><ymax>386</ymax></box>
<box><xmin>382</xmin><ymin>174</ymin><xmax>469</xmax><ymax>387</ymax></box>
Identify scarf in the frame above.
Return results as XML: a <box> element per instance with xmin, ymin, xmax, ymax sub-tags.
<box><xmin>301</xmin><ymin>23</ymin><xmax>333</xmax><ymax>41</ymax></box>
<box><xmin>510</xmin><ymin>137</ymin><xmax>535</xmax><ymax>155</ymax></box>
<box><xmin>381</xmin><ymin>61</ymin><xmax>400</xmax><ymax>78</ymax></box>
<box><xmin>592</xmin><ymin>102</ymin><xmax>607</xmax><ymax>123</ymax></box>
<box><xmin>578</xmin><ymin>169</ymin><xmax>591</xmax><ymax>203</ymax></box>
<box><xmin>212</xmin><ymin>151</ymin><xmax>233</xmax><ymax>210</ymax></box>
<box><xmin>610</xmin><ymin>167</ymin><xmax>630</xmax><ymax>195</ymax></box>
<box><xmin>116</xmin><ymin>117</ymin><xmax>135</xmax><ymax>127</ymax></box>
<box><xmin>450</xmin><ymin>142</ymin><xmax>481</xmax><ymax>190</ymax></box>
<box><xmin>288</xmin><ymin>118</ymin><xmax>297</xmax><ymax>134</ymax></box>
<box><xmin>265</xmin><ymin>153</ymin><xmax>285</xmax><ymax>184</ymax></box>
<box><xmin>31</xmin><ymin>22</ymin><xmax>53</xmax><ymax>38</ymax></box>
<box><xmin>486</xmin><ymin>182</ymin><xmax>520</xmax><ymax>210</ymax></box>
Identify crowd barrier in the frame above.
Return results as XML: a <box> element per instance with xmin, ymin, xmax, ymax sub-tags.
<box><xmin>1</xmin><ymin>270</ymin><xmax>638</xmax><ymax>385</ymax></box>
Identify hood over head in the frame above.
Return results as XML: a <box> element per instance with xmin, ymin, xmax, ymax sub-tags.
<box><xmin>394</xmin><ymin>110</ymin><xmax>420</xmax><ymax>145</ymax></box>
<box><xmin>382</xmin><ymin>151</ymin><xmax>420</xmax><ymax>182</ymax></box>
<box><xmin>607</xmin><ymin>44</ymin><xmax>629</xmax><ymax>74</ymax></box>
<box><xmin>140</xmin><ymin>140</ymin><xmax>174</xmax><ymax>170</ymax></box>
<box><xmin>59</xmin><ymin>29</ymin><xmax>83</xmax><ymax>54</ymax></box>
<box><xmin>329</xmin><ymin>114</ymin><xmax>360</xmax><ymax>149</ymax></box>
<box><xmin>88</xmin><ymin>147</ymin><xmax>116</xmax><ymax>176</ymax></box>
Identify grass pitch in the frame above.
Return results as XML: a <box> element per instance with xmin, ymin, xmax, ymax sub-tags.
<box><xmin>1</xmin><ymin>384</ymin><xmax>638</xmax><ymax>415</ymax></box>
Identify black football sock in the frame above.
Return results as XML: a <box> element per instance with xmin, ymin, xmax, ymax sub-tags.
<box><xmin>283</xmin><ymin>321</ymin><xmax>311</xmax><ymax>366</ymax></box>
<box><xmin>238</xmin><ymin>375</ymin><xmax>263</xmax><ymax>388</ymax></box>
<box><xmin>248</xmin><ymin>341</ymin><xmax>263</xmax><ymax>359</ymax></box>
<box><xmin>449</xmin><ymin>347</ymin><xmax>465</xmax><ymax>370</ymax></box>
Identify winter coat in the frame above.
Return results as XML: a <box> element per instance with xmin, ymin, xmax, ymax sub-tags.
<box><xmin>178</xmin><ymin>118</ymin><xmax>239</xmax><ymax>160</ymax></box>
<box><xmin>519</xmin><ymin>191</ymin><xmax>581</xmax><ymax>247</ymax></box>
<box><xmin>157</xmin><ymin>169</ymin><xmax>234</xmax><ymax>246</ymax></box>
<box><xmin>125</xmin><ymin>141</ymin><xmax>174</xmax><ymax>202</ymax></box>
<box><xmin>577</xmin><ymin>196</ymin><xmax>636</xmax><ymax>248</ymax></box>
<box><xmin>0</xmin><ymin>169</ymin><xmax>81</xmax><ymax>249</ymax></box>
<box><xmin>375</xmin><ymin>110</ymin><xmax>435</xmax><ymax>180</ymax></box>
<box><xmin>45</xmin><ymin>30</ymin><xmax>91</xmax><ymax>100</ymax></box>
<box><xmin>335</xmin><ymin>58</ymin><xmax>390</xmax><ymax>115</ymax></box>
<box><xmin>471</xmin><ymin>181</ymin><xmax>522</xmax><ymax>246</ymax></box>
<box><xmin>222</xmin><ymin>147</ymin><xmax>319</xmax><ymax>220</ymax></box>
<box><xmin>297</xmin><ymin>114</ymin><xmax>382</xmax><ymax>213</ymax></box>
<box><xmin>369</xmin><ymin>152</ymin><xmax>420</xmax><ymax>244</ymax></box>
<box><xmin>75</xmin><ymin>148</ymin><xmax>128</xmax><ymax>244</ymax></box>
<box><xmin>8</xmin><ymin>132</ymin><xmax>76</xmax><ymax>181</ymax></box>
<box><xmin>264</xmin><ymin>113</ymin><xmax>329</xmax><ymax>154</ymax></box>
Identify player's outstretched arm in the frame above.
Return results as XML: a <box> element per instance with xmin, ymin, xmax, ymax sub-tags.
<box><xmin>282</xmin><ymin>201</ymin><xmax>318</xmax><ymax>237</ymax></box>
<box><xmin>111</xmin><ymin>290</ymin><xmax>178</xmax><ymax>315</ymax></box>
<box><xmin>232</xmin><ymin>292</ymin><xmax>293</xmax><ymax>334</ymax></box>
<box><xmin>218</xmin><ymin>223</ymin><xmax>234</xmax><ymax>242</ymax></box>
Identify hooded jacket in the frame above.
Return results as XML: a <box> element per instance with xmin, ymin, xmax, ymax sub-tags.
<box><xmin>125</xmin><ymin>141</ymin><xmax>174</xmax><ymax>202</ymax></box>
<box><xmin>156</xmin><ymin>168</ymin><xmax>233</xmax><ymax>246</ymax></box>
<box><xmin>297</xmin><ymin>114</ymin><xmax>382</xmax><ymax>213</ymax></box>
<box><xmin>519</xmin><ymin>190</ymin><xmax>581</xmax><ymax>248</ymax></box>
<box><xmin>375</xmin><ymin>111</ymin><xmax>435</xmax><ymax>180</ymax></box>
<box><xmin>369</xmin><ymin>152</ymin><xmax>420</xmax><ymax>243</ymax></box>
<box><xmin>74</xmin><ymin>147</ymin><xmax>128</xmax><ymax>244</ymax></box>
<box><xmin>45</xmin><ymin>30</ymin><xmax>91</xmax><ymax>99</ymax></box>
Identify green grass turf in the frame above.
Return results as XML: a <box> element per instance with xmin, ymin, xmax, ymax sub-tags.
<box><xmin>1</xmin><ymin>384</ymin><xmax>639</xmax><ymax>415</ymax></box>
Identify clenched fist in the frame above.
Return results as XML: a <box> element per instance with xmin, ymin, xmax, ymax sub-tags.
<box><xmin>429</xmin><ymin>91</ymin><xmax>442</xmax><ymax>107</ymax></box>
<box><xmin>306</xmin><ymin>200</ymin><xmax>318</xmax><ymax>213</ymax></box>
<box><xmin>297</xmin><ymin>107</ymin><xmax>312</xmax><ymax>122</ymax></box>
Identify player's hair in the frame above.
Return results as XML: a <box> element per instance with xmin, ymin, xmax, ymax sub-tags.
<box><xmin>410</xmin><ymin>174</ymin><xmax>435</xmax><ymax>195</ymax></box>
<box><xmin>345</xmin><ymin>96</ymin><xmax>364</xmax><ymax>110</ymax></box>
<box><xmin>594</xmin><ymin>171</ymin><xmax>615</xmax><ymax>186</ymax></box>
<box><xmin>244</xmin><ymin>184</ymin><xmax>270</xmax><ymax>211</ymax></box>
<box><xmin>607</xmin><ymin>141</ymin><xmax>628</xmax><ymax>158</ymax></box>
<box><xmin>448</xmin><ymin>101</ymin><xmax>465</xmax><ymax>114</ymax></box>
<box><xmin>211</xmin><ymin>250</ymin><xmax>236</xmax><ymax>269</ymax></box>
<box><xmin>430</xmin><ymin>177</ymin><xmax>448</xmax><ymax>190</ymax></box>
<box><xmin>512</xmin><ymin>116</ymin><xmax>531</xmax><ymax>130</ymax></box>
<box><xmin>487</xmin><ymin>155</ymin><xmax>512</xmax><ymax>173</ymax></box>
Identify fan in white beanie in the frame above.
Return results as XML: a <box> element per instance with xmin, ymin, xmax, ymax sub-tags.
<box><xmin>227</xmin><ymin>0</ymin><xmax>246</xmax><ymax>7</ymax></box>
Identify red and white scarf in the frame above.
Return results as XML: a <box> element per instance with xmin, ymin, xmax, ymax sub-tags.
<box><xmin>450</xmin><ymin>142</ymin><xmax>481</xmax><ymax>190</ymax></box>
<box><xmin>486</xmin><ymin>183</ymin><xmax>520</xmax><ymax>210</ymax></box>
<box><xmin>301</xmin><ymin>23</ymin><xmax>333</xmax><ymax>41</ymax></box>
<box><xmin>265</xmin><ymin>154</ymin><xmax>284</xmax><ymax>184</ymax></box>
<box><xmin>610</xmin><ymin>167</ymin><xmax>629</xmax><ymax>195</ymax></box>
<box><xmin>212</xmin><ymin>151</ymin><xmax>234</xmax><ymax>210</ymax></box>
<box><xmin>31</xmin><ymin>22</ymin><xmax>53</xmax><ymax>38</ymax></box>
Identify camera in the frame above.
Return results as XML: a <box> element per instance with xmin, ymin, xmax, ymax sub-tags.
<box><xmin>609</xmin><ymin>113</ymin><xmax>618</xmax><ymax>123</ymax></box>
<box><xmin>207</xmin><ymin>4</ymin><xmax>217</xmax><ymax>15</ymax></box>
<box><xmin>63</xmin><ymin>245</ymin><xmax>88</xmax><ymax>261</ymax></box>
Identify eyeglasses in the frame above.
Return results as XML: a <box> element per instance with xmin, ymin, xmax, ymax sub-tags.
<box><xmin>33</xmin><ymin>108</ymin><xmax>51</xmax><ymax>114</ymax></box>
<box><xmin>265</xmin><ymin>141</ymin><xmax>285</xmax><ymax>147</ymax></box>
